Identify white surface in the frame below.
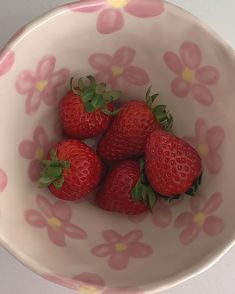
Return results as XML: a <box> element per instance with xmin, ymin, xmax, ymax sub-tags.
<box><xmin>0</xmin><ymin>1</ymin><xmax>235</xmax><ymax>293</ymax></box>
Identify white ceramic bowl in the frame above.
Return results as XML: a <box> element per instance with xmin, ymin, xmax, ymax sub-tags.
<box><xmin>0</xmin><ymin>1</ymin><xmax>234</xmax><ymax>293</ymax></box>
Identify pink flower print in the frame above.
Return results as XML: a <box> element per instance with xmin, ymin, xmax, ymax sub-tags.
<box><xmin>91</xmin><ymin>230</ymin><xmax>153</xmax><ymax>270</ymax></box>
<box><xmin>68</xmin><ymin>0</ymin><xmax>164</xmax><ymax>34</ymax></box>
<box><xmin>103</xmin><ymin>287</ymin><xmax>145</xmax><ymax>294</ymax></box>
<box><xmin>24</xmin><ymin>195</ymin><xmax>87</xmax><ymax>247</ymax></box>
<box><xmin>16</xmin><ymin>56</ymin><xmax>70</xmax><ymax>115</ymax></box>
<box><xmin>89</xmin><ymin>46</ymin><xmax>149</xmax><ymax>88</ymax></box>
<box><xmin>18</xmin><ymin>126</ymin><xmax>55</xmax><ymax>181</ymax></box>
<box><xmin>164</xmin><ymin>42</ymin><xmax>220</xmax><ymax>105</ymax></box>
<box><xmin>0</xmin><ymin>49</ymin><xmax>15</xmax><ymax>76</ymax></box>
<box><xmin>174</xmin><ymin>192</ymin><xmax>224</xmax><ymax>245</ymax></box>
<box><xmin>184</xmin><ymin>118</ymin><xmax>225</xmax><ymax>175</ymax></box>
<box><xmin>43</xmin><ymin>272</ymin><xmax>105</xmax><ymax>293</ymax></box>
<box><xmin>0</xmin><ymin>169</ymin><xmax>8</xmax><ymax>193</ymax></box>
<box><xmin>129</xmin><ymin>198</ymin><xmax>183</xmax><ymax>227</ymax></box>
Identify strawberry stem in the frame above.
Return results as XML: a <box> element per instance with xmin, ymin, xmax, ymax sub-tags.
<box><xmin>70</xmin><ymin>75</ymin><xmax>121</xmax><ymax>115</ymax></box>
<box><xmin>145</xmin><ymin>87</ymin><xmax>173</xmax><ymax>132</ymax></box>
<box><xmin>38</xmin><ymin>150</ymin><xmax>70</xmax><ymax>190</ymax></box>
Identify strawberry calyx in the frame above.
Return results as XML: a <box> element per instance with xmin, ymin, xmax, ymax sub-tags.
<box><xmin>145</xmin><ymin>87</ymin><xmax>173</xmax><ymax>132</ymax></box>
<box><xmin>39</xmin><ymin>150</ymin><xmax>70</xmax><ymax>189</ymax></box>
<box><xmin>132</xmin><ymin>158</ymin><xmax>157</xmax><ymax>210</ymax></box>
<box><xmin>70</xmin><ymin>76</ymin><xmax>121</xmax><ymax>116</ymax></box>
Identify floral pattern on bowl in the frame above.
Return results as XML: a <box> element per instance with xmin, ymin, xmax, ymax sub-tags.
<box><xmin>15</xmin><ymin>56</ymin><xmax>69</xmax><ymax>115</ymax></box>
<box><xmin>68</xmin><ymin>0</ymin><xmax>164</xmax><ymax>34</ymax></box>
<box><xmin>174</xmin><ymin>192</ymin><xmax>224</xmax><ymax>245</ymax></box>
<box><xmin>0</xmin><ymin>1</ymin><xmax>233</xmax><ymax>293</ymax></box>
<box><xmin>24</xmin><ymin>195</ymin><xmax>87</xmax><ymax>246</ymax></box>
<box><xmin>91</xmin><ymin>230</ymin><xmax>153</xmax><ymax>270</ymax></box>
<box><xmin>18</xmin><ymin>126</ymin><xmax>55</xmax><ymax>181</ymax></box>
<box><xmin>164</xmin><ymin>42</ymin><xmax>220</xmax><ymax>106</ymax></box>
<box><xmin>89</xmin><ymin>46</ymin><xmax>149</xmax><ymax>89</ymax></box>
<box><xmin>184</xmin><ymin>118</ymin><xmax>225</xmax><ymax>175</ymax></box>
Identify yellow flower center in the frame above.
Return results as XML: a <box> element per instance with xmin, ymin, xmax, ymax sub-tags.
<box><xmin>197</xmin><ymin>144</ymin><xmax>209</xmax><ymax>157</ymax></box>
<box><xmin>111</xmin><ymin>66</ymin><xmax>124</xmax><ymax>77</ymax></box>
<box><xmin>193</xmin><ymin>212</ymin><xmax>206</xmax><ymax>226</ymax></box>
<box><xmin>78</xmin><ymin>285</ymin><xmax>99</xmax><ymax>294</ymax></box>
<box><xmin>115</xmin><ymin>243</ymin><xmax>127</xmax><ymax>252</ymax></box>
<box><xmin>182</xmin><ymin>67</ymin><xmax>195</xmax><ymax>83</ymax></box>
<box><xmin>107</xmin><ymin>0</ymin><xmax>128</xmax><ymax>8</ymax></box>
<box><xmin>36</xmin><ymin>80</ymin><xmax>49</xmax><ymax>92</ymax></box>
<box><xmin>47</xmin><ymin>217</ymin><xmax>62</xmax><ymax>229</ymax></box>
<box><xmin>34</xmin><ymin>148</ymin><xmax>44</xmax><ymax>160</ymax></box>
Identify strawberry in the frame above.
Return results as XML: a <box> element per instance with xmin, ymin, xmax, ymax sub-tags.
<box><xmin>60</xmin><ymin>76</ymin><xmax>121</xmax><ymax>139</ymax></box>
<box><xmin>96</xmin><ymin>159</ymin><xmax>157</xmax><ymax>215</ymax></box>
<box><xmin>39</xmin><ymin>139</ymin><xmax>103</xmax><ymax>201</ymax></box>
<box><xmin>145</xmin><ymin>130</ymin><xmax>202</xmax><ymax>198</ymax></box>
<box><xmin>97</xmin><ymin>88</ymin><xmax>173</xmax><ymax>162</ymax></box>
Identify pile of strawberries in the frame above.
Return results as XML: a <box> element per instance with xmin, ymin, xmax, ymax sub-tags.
<box><xmin>39</xmin><ymin>76</ymin><xmax>202</xmax><ymax>215</ymax></box>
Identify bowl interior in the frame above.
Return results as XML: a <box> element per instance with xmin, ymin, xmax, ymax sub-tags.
<box><xmin>0</xmin><ymin>1</ymin><xmax>235</xmax><ymax>293</ymax></box>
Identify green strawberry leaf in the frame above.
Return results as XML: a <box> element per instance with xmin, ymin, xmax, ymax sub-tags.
<box><xmin>44</xmin><ymin>166</ymin><xmax>63</xmax><ymax>178</ymax></box>
<box><xmin>131</xmin><ymin>158</ymin><xmax>158</xmax><ymax>211</ymax></box>
<box><xmin>53</xmin><ymin>176</ymin><xmax>65</xmax><ymax>190</ymax></box>
<box><xmin>139</xmin><ymin>158</ymin><xmax>148</xmax><ymax>185</ymax></box>
<box><xmin>87</xmin><ymin>75</ymin><xmax>96</xmax><ymax>88</ymax></box>
<box><xmin>60</xmin><ymin>160</ymin><xmax>70</xmax><ymax>169</ymax></box>
<box><xmin>145</xmin><ymin>86</ymin><xmax>152</xmax><ymax>107</ymax></box>
<box><xmin>144</xmin><ymin>87</ymin><xmax>174</xmax><ymax>132</ymax></box>
<box><xmin>78</xmin><ymin>77</ymin><xmax>85</xmax><ymax>91</ymax></box>
<box><xmin>70</xmin><ymin>77</ymin><xmax>81</xmax><ymax>95</ymax></box>
<box><xmin>147</xmin><ymin>189</ymin><xmax>157</xmax><ymax>211</ymax></box>
<box><xmin>132</xmin><ymin>180</ymin><xmax>143</xmax><ymax>202</ymax></box>
<box><xmin>39</xmin><ymin>151</ymin><xmax>70</xmax><ymax>190</ymax></box>
<box><xmin>93</xmin><ymin>94</ymin><xmax>105</xmax><ymax>109</ymax></box>
<box><xmin>153</xmin><ymin>105</ymin><xmax>173</xmax><ymax>132</ymax></box>
<box><xmin>85</xmin><ymin>102</ymin><xmax>96</xmax><ymax>113</ymax></box>
<box><xmin>104</xmin><ymin>91</ymin><xmax>122</xmax><ymax>102</ymax></box>
<box><xmin>82</xmin><ymin>88</ymin><xmax>95</xmax><ymax>102</ymax></box>
<box><xmin>38</xmin><ymin>176</ymin><xmax>58</xmax><ymax>187</ymax></box>
<box><xmin>42</xmin><ymin>160</ymin><xmax>52</xmax><ymax>167</ymax></box>
<box><xmin>145</xmin><ymin>86</ymin><xmax>160</xmax><ymax>108</ymax></box>
<box><xmin>70</xmin><ymin>75</ymin><xmax>121</xmax><ymax>114</ymax></box>
<box><xmin>95</xmin><ymin>83</ymin><xmax>106</xmax><ymax>94</ymax></box>
<box><xmin>50</xmin><ymin>149</ymin><xmax>57</xmax><ymax>161</ymax></box>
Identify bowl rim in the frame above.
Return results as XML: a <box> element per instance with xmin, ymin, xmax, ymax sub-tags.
<box><xmin>1</xmin><ymin>0</ymin><xmax>235</xmax><ymax>293</ymax></box>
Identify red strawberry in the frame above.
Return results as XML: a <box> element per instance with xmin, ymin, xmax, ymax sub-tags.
<box><xmin>39</xmin><ymin>139</ymin><xmax>103</xmax><ymax>201</ymax></box>
<box><xmin>96</xmin><ymin>159</ymin><xmax>157</xmax><ymax>215</ymax></box>
<box><xmin>60</xmin><ymin>76</ymin><xmax>121</xmax><ymax>139</ymax></box>
<box><xmin>145</xmin><ymin>130</ymin><xmax>202</xmax><ymax>198</ymax></box>
<box><xmin>97</xmin><ymin>88</ymin><xmax>173</xmax><ymax>162</ymax></box>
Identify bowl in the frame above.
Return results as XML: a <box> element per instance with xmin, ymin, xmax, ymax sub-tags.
<box><xmin>0</xmin><ymin>0</ymin><xmax>234</xmax><ymax>293</ymax></box>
